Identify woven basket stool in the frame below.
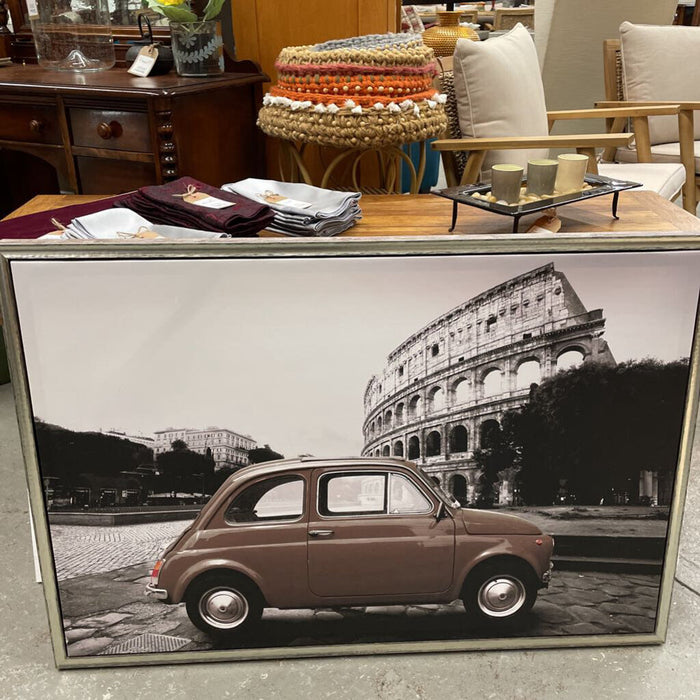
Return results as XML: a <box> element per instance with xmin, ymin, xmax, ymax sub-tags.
<box><xmin>257</xmin><ymin>33</ymin><xmax>448</xmax><ymax>193</ymax></box>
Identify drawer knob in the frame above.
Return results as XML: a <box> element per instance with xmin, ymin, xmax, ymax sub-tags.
<box><xmin>97</xmin><ymin>121</ymin><xmax>123</xmax><ymax>140</ymax></box>
<box><xmin>29</xmin><ymin>119</ymin><xmax>44</xmax><ymax>133</ymax></box>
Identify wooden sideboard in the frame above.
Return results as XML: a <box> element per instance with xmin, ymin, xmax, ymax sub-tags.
<box><xmin>0</xmin><ymin>63</ymin><xmax>268</xmax><ymax>216</ymax></box>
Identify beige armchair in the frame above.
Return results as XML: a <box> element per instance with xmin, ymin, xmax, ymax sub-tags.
<box><xmin>597</xmin><ymin>22</ymin><xmax>700</xmax><ymax>214</ymax></box>
<box><xmin>431</xmin><ymin>25</ymin><xmax>685</xmax><ymax>204</ymax></box>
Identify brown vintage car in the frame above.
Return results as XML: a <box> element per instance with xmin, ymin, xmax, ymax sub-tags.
<box><xmin>146</xmin><ymin>457</ymin><xmax>554</xmax><ymax>637</ymax></box>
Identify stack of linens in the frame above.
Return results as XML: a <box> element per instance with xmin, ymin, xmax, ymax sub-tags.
<box><xmin>223</xmin><ymin>179</ymin><xmax>361</xmax><ymax>236</ymax></box>
<box><xmin>115</xmin><ymin>176</ymin><xmax>275</xmax><ymax>236</ymax></box>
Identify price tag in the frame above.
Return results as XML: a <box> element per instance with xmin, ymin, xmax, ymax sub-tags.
<box><xmin>260</xmin><ymin>191</ymin><xmax>312</xmax><ymax>209</ymax></box>
<box><xmin>26</xmin><ymin>0</ymin><xmax>39</xmax><ymax>18</ymax></box>
<box><xmin>183</xmin><ymin>192</ymin><xmax>236</xmax><ymax>209</ymax></box>
<box><xmin>128</xmin><ymin>45</ymin><xmax>158</xmax><ymax>77</ymax></box>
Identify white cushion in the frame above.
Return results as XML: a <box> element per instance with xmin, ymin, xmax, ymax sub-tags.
<box><xmin>615</xmin><ymin>141</ymin><xmax>700</xmax><ymax>175</ymax></box>
<box><xmin>598</xmin><ymin>161</ymin><xmax>685</xmax><ymax>200</ymax></box>
<box><xmin>620</xmin><ymin>21</ymin><xmax>700</xmax><ymax>145</ymax></box>
<box><xmin>453</xmin><ymin>23</ymin><xmax>549</xmax><ymax>175</ymax></box>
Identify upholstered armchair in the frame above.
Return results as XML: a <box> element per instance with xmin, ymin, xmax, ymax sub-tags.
<box><xmin>431</xmin><ymin>24</ymin><xmax>685</xmax><ymax>206</ymax></box>
<box><xmin>597</xmin><ymin>22</ymin><xmax>700</xmax><ymax>213</ymax></box>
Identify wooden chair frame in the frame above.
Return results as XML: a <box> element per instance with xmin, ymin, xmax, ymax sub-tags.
<box><xmin>599</xmin><ymin>38</ymin><xmax>698</xmax><ymax>213</ymax></box>
<box><xmin>432</xmin><ymin>105</ymin><xmax>681</xmax><ymax>189</ymax></box>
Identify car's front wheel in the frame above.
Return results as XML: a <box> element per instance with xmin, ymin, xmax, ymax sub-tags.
<box><xmin>463</xmin><ymin>561</ymin><xmax>537</xmax><ymax>625</ymax></box>
<box><xmin>185</xmin><ymin>572</ymin><xmax>263</xmax><ymax>638</ymax></box>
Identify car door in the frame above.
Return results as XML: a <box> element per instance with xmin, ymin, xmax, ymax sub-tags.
<box><xmin>307</xmin><ymin>469</ymin><xmax>455</xmax><ymax>598</ymax></box>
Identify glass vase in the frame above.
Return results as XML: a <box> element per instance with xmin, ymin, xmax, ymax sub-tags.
<box><xmin>29</xmin><ymin>0</ymin><xmax>115</xmax><ymax>72</ymax></box>
<box><xmin>170</xmin><ymin>20</ymin><xmax>224</xmax><ymax>77</ymax></box>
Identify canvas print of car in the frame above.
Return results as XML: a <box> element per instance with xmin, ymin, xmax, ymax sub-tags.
<box><xmin>146</xmin><ymin>457</ymin><xmax>555</xmax><ymax>638</ymax></box>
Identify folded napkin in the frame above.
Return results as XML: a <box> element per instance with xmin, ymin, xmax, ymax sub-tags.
<box><xmin>115</xmin><ymin>177</ymin><xmax>275</xmax><ymax>237</ymax></box>
<box><xmin>0</xmin><ymin>194</ymin><xmax>130</xmax><ymax>240</ymax></box>
<box><xmin>39</xmin><ymin>208</ymin><xmax>229</xmax><ymax>240</ymax></box>
<box><xmin>222</xmin><ymin>179</ymin><xmax>362</xmax><ymax>237</ymax></box>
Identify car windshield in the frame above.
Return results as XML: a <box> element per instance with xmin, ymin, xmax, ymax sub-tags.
<box><xmin>417</xmin><ymin>467</ymin><xmax>460</xmax><ymax>508</ymax></box>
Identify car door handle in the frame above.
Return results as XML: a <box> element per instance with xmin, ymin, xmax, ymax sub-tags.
<box><xmin>308</xmin><ymin>529</ymin><xmax>334</xmax><ymax>538</ymax></box>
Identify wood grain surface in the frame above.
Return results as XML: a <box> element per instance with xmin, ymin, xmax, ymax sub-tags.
<box><xmin>4</xmin><ymin>191</ymin><xmax>700</xmax><ymax>235</ymax></box>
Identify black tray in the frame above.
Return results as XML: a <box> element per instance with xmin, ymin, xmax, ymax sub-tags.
<box><xmin>435</xmin><ymin>174</ymin><xmax>642</xmax><ymax>233</ymax></box>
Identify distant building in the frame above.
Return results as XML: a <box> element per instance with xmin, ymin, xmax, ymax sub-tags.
<box><xmin>153</xmin><ymin>427</ymin><xmax>257</xmax><ymax>470</ymax></box>
<box><xmin>103</xmin><ymin>430</ymin><xmax>156</xmax><ymax>449</ymax></box>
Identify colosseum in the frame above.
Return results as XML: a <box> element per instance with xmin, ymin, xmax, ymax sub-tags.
<box><xmin>361</xmin><ymin>263</ymin><xmax>615</xmax><ymax>504</ymax></box>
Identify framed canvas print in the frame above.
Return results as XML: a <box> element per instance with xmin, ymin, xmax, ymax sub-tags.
<box><xmin>0</xmin><ymin>235</ymin><xmax>698</xmax><ymax>669</ymax></box>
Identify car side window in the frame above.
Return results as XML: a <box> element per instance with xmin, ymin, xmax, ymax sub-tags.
<box><xmin>318</xmin><ymin>472</ymin><xmax>433</xmax><ymax>517</ymax></box>
<box><xmin>225</xmin><ymin>475</ymin><xmax>304</xmax><ymax>523</ymax></box>
<box><xmin>319</xmin><ymin>473</ymin><xmax>386</xmax><ymax>516</ymax></box>
<box><xmin>388</xmin><ymin>474</ymin><xmax>432</xmax><ymax>514</ymax></box>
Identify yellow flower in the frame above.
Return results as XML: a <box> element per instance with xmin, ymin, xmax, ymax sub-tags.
<box><xmin>155</xmin><ymin>0</ymin><xmax>186</xmax><ymax>5</ymax></box>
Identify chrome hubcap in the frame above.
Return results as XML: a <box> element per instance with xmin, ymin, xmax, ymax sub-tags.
<box><xmin>477</xmin><ymin>576</ymin><xmax>527</xmax><ymax>618</ymax></box>
<box><xmin>199</xmin><ymin>587</ymin><xmax>249</xmax><ymax>629</ymax></box>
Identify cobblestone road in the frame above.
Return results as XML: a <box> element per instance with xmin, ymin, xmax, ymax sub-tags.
<box><xmin>58</xmin><ymin>565</ymin><xmax>661</xmax><ymax>658</ymax></box>
<box><xmin>50</xmin><ymin>521</ymin><xmax>193</xmax><ymax>581</ymax></box>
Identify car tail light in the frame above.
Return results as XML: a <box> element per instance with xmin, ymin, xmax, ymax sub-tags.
<box><xmin>150</xmin><ymin>559</ymin><xmax>163</xmax><ymax>585</ymax></box>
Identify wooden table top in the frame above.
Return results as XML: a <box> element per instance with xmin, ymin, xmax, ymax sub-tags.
<box><xmin>4</xmin><ymin>191</ymin><xmax>700</xmax><ymax>237</ymax></box>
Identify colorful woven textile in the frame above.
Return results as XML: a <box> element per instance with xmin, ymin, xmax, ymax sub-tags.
<box><xmin>258</xmin><ymin>33</ymin><xmax>448</xmax><ymax>149</ymax></box>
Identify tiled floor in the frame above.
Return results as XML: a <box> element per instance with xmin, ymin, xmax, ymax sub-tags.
<box><xmin>0</xmin><ymin>383</ymin><xmax>698</xmax><ymax>699</ymax></box>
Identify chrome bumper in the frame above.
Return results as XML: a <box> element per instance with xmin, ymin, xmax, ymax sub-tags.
<box><xmin>145</xmin><ymin>583</ymin><xmax>168</xmax><ymax>600</ymax></box>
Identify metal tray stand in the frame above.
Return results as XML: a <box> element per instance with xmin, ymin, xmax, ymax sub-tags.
<box><xmin>435</xmin><ymin>174</ymin><xmax>642</xmax><ymax>233</ymax></box>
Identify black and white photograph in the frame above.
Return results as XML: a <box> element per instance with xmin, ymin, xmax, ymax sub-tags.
<box><xmin>5</xmin><ymin>247</ymin><xmax>700</xmax><ymax>666</ymax></box>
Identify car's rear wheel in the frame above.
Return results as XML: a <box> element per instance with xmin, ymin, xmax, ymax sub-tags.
<box><xmin>185</xmin><ymin>572</ymin><xmax>263</xmax><ymax>638</ymax></box>
<box><xmin>463</xmin><ymin>561</ymin><xmax>537</xmax><ymax>625</ymax></box>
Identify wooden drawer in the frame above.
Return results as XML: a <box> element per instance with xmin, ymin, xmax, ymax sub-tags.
<box><xmin>69</xmin><ymin>108</ymin><xmax>151</xmax><ymax>152</ymax></box>
<box><xmin>75</xmin><ymin>156</ymin><xmax>157</xmax><ymax>194</ymax></box>
<box><xmin>0</xmin><ymin>103</ymin><xmax>61</xmax><ymax>144</ymax></box>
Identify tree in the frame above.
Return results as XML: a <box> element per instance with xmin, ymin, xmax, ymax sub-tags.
<box><xmin>472</xmin><ymin>412</ymin><xmax>522</xmax><ymax>507</ymax></box>
<box><xmin>516</xmin><ymin>359</ymin><xmax>689</xmax><ymax>505</ymax></box>
<box><xmin>248</xmin><ymin>444</ymin><xmax>284</xmax><ymax>464</ymax></box>
<box><xmin>156</xmin><ymin>443</ymin><xmax>214</xmax><ymax>497</ymax></box>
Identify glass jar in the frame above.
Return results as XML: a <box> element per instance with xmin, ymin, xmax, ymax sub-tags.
<box><xmin>29</xmin><ymin>0</ymin><xmax>115</xmax><ymax>72</ymax></box>
<box><xmin>170</xmin><ymin>20</ymin><xmax>224</xmax><ymax>77</ymax></box>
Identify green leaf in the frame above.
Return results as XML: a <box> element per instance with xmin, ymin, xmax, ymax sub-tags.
<box><xmin>203</xmin><ymin>0</ymin><xmax>225</xmax><ymax>20</ymax></box>
<box><xmin>142</xmin><ymin>0</ymin><xmax>197</xmax><ymax>22</ymax></box>
<box><xmin>161</xmin><ymin>5</ymin><xmax>198</xmax><ymax>21</ymax></box>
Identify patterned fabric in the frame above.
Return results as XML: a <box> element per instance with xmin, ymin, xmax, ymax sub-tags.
<box><xmin>437</xmin><ymin>68</ymin><xmax>467</xmax><ymax>179</ymax></box>
<box><xmin>258</xmin><ymin>33</ymin><xmax>448</xmax><ymax>149</ymax></box>
<box><xmin>401</xmin><ymin>6</ymin><xmax>425</xmax><ymax>33</ymax></box>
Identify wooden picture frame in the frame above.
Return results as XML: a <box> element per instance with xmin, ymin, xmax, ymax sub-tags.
<box><xmin>0</xmin><ymin>235</ymin><xmax>698</xmax><ymax>668</ymax></box>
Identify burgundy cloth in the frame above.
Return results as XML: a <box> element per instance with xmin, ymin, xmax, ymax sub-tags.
<box><xmin>0</xmin><ymin>194</ymin><xmax>130</xmax><ymax>240</ymax></box>
<box><xmin>115</xmin><ymin>177</ymin><xmax>275</xmax><ymax>236</ymax></box>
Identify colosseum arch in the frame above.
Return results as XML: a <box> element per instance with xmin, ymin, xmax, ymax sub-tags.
<box><xmin>408</xmin><ymin>435</ymin><xmax>421</xmax><ymax>460</ymax></box>
<box><xmin>482</xmin><ymin>367</ymin><xmax>503</xmax><ymax>397</ymax></box>
<box><xmin>449</xmin><ymin>424</ymin><xmax>469</xmax><ymax>453</ymax></box>
<box><xmin>426</xmin><ymin>430</ymin><xmax>442</xmax><ymax>457</ymax></box>
<box><xmin>451</xmin><ymin>376</ymin><xmax>471</xmax><ymax>405</ymax></box>
<box><xmin>556</xmin><ymin>345</ymin><xmax>586</xmax><ymax>371</ymax></box>
<box><xmin>516</xmin><ymin>357</ymin><xmax>541</xmax><ymax>389</ymax></box>
<box><xmin>393</xmin><ymin>439</ymin><xmax>404</xmax><ymax>457</ymax></box>
<box><xmin>449</xmin><ymin>474</ymin><xmax>468</xmax><ymax>504</ymax></box>
<box><xmin>408</xmin><ymin>395</ymin><xmax>422</xmax><ymax>420</ymax></box>
<box><xmin>395</xmin><ymin>402</ymin><xmax>405</xmax><ymax>425</ymax></box>
<box><xmin>384</xmin><ymin>409</ymin><xmax>393</xmax><ymax>429</ymax></box>
<box><xmin>428</xmin><ymin>386</ymin><xmax>445</xmax><ymax>413</ymax></box>
<box><xmin>382</xmin><ymin>445</ymin><xmax>390</xmax><ymax>457</ymax></box>
<box><xmin>377</xmin><ymin>415</ymin><xmax>383</xmax><ymax>432</ymax></box>
<box><xmin>479</xmin><ymin>419</ymin><xmax>501</xmax><ymax>449</ymax></box>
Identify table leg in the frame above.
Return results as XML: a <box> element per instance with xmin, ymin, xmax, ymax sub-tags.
<box><xmin>612</xmin><ymin>191</ymin><xmax>620</xmax><ymax>220</ymax></box>
<box><xmin>449</xmin><ymin>200</ymin><xmax>458</xmax><ymax>232</ymax></box>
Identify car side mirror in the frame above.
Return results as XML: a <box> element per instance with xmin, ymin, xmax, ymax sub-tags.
<box><xmin>435</xmin><ymin>503</ymin><xmax>447</xmax><ymax>521</ymax></box>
